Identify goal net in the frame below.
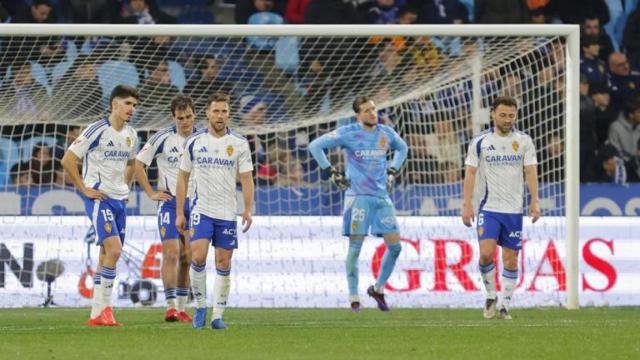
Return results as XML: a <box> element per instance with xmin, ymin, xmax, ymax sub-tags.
<box><xmin>0</xmin><ymin>25</ymin><xmax>579</xmax><ymax>309</ymax></box>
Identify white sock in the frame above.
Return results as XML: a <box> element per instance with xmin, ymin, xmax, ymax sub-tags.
<box><xmin>100</xmin><ymin>267</ymin><xmax>116</xmax><ymax>308</ymax></box>
<box><xmin>90</xmin><ymin>274</ymin><xmax>103</xmax><ymax>319</ymax></box>
<box><xmin>190</xmin><ymin>263</ymin><xmax>207</xmax><ymax>308</ymax></box>
<box><xmin>212</xmin><ymin>268</ymin><xmax>231</xmax><ymax>321</ymax></box>
<box><xmin>499</xmin><ymin>268</ymin><xmax>518</xmax><ymax>310</ymax></box>
<box><xmin>176</xmin><ymin>287</ymin><xmax>189</xmax><ymax>311</ymax></box>
<box><xmin>479</xmin><ymin>262</ymin><xmax>497</xmax><ymax>300</ymax></box>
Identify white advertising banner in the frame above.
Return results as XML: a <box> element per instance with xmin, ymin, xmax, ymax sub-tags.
<box><xmin>0</xmin><ymin>216</ymin><xmax>638</xmax><ymax>308</ymax></box>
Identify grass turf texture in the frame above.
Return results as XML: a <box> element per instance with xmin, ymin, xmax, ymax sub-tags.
<box><xmin>1</xmin><ymin>308</ymin><xmax>638</xmax><ymax>360</ymax></box>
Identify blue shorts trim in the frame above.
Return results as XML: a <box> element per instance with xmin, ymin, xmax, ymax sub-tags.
<box><xmin>158</xmin><ymin>198</ymin><xmax>190</xmax><ymax>241</ymax></box>
<box><xmin>83</xmin><ymin>197</ymin><xmax>126</xmax><ymax>245</ymax></box>
<box><xmin>477</xmin><ymin>210</ymin><xmax>523</xmax><ymax>250</ymax></box>
<box><xmin>342</xmin><ymin>195</ymin><xmax>399</xmax><ymax>237</ymax></box>
<box><xmin>189</xmin><ymin>212</ymin><xmax>238</xmax><ymax>249</ymax></box>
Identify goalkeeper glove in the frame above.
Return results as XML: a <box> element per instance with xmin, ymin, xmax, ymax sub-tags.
<box><xmin>386</xmin><ymin>168</ymin><xmax>398</xmax><ymax>193</ymax></box>
<box><xmin>326</xmin><ymin>167</ymin><xmax>350</xmax><ymax>191</ymax></box>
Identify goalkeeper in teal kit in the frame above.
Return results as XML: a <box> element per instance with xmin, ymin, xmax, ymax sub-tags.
<box><xmin>309</xmin><ymin>96</ymin><xmax>408</xmax><ymax>312</ymax></box>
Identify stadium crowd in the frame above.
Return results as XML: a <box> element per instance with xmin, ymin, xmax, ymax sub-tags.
<box><xmin>1</xmin><ymin>0</ymin><xmax>640</xmax><ymax>190</ymax></box>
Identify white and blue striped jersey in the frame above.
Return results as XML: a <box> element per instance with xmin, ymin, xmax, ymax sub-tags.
<box><xmin>179</xmin><ymin>128</ymin><xmax>253</xmax><ymax>221</ymax></box>
<box><xmin>464</xmin><ymin>128</ymin><xmax>537</xmax><ymax>214</ymax></box>
<box><xmin>68</xmin><ymin>118</ymin><xmax>137</xmax><ymax>200</ymax></box>
<box><xmin>136</xmin><ymin>125</ymin><xmax>197</xmax><ymax>197</ymax></box>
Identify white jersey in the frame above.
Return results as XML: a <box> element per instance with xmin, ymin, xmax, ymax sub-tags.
<box><xmin>136</xmin><ymin>125</ymin><xmax>196</xmax><ymax>197</ymax></box>
<box><xmin>180</xmin><ymin>128</ymin><xmax>253</xmax><ymax>221</ymax></box>
<box><xmin>68</xmin><ymin>118</ymin><xmax>137</xmax><ymax>200</ymax></box>
<box><xmin>465</xmin><ymin>128</ymin><xmax>537</xmax><ymax>214</ymax></box>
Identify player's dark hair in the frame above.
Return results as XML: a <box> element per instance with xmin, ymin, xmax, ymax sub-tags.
<box><xmin>109</xmin><ymin>84</ymin><xmax>139</xmax><ymax>105</ymax></box>
<box><xmin>352</xmin><ymin>96</ymin><xmax>372</xmax><ymax>113</ymax></box>
<box><xmin>171</xmin><ymin>95</ymin><xmax>195</xmax><ymax>116</ymax></box>
<box><xmin>206</xmin><ymin>92</ymin><xmax>230</xmax><ymax>109</ymax></box>
<box><xmin>491</xmin><ymin>96</ymin><xmax>518</xmax><ymax>110</ymax></box>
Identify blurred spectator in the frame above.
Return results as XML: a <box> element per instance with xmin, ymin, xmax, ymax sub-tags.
<box><xmin>589</xmin><ymin>82</ymin><xmax>618</xmax><ymax>146</ymax></box>
<box><xmin>30</xmin><ymin>142</ymin><xmax>56</xmax><ymax>185</ymax></box>
<box><xmin>1</xmin><ymin>62</ymin><xmax>50</xmax><ymax>122</ymax></box>
<box><xmin>275</xmin><ymin>147</ymin><xmax>307</xmax><ymax>187</ymax></box>
<box><xmin>10</xmin><ymin>161</ymin><xmax>32</xmax><ymax>187</ymax></box>
<box><xmin>12</xmin><ymin>0</ymin><xmax>56</xmax><ymax>23</ymax></box>
<box><xmin>420</xmin><ymin>0</ymin><xmax>468</xmax><ymax>24</ymax></box>
<box><xmin>304</xmin><ymin>0</ymin><xmax>359</xmax><ymax>24</ymax></box>
<box><xmin>608</xmin><ymin>100</ymin><xmax>640</xmax><ymax>160</ymax></box>
<box><xmin>540</xmin><ymin>133</ymin><xmax>564</xmax><ymax>183</ymax></box>
<box><xmin>580</xmin><ymin>36</ymin><xmax>609</xmax><ymax>85</ymax></box>
<box><xmin>69</xmin><ymin>0</ymin><xmax>113</xmax><ymax>23</ymax></box>
<box><xmin>529</xmin><ymin>7</ymin><xmax>548</xmax><ymax>24</ymax></box>
<box><xmin>52</xmin><ymin>55</ymin><xmax>104</xmax><ymax>119</ymax></box>
<box><xmin>424</xmin><ymin>119</ymin><xmax>463</xmax><ymax>169</ymax></box>
<box><xmin>185</xmin><ymin>55</ymin><xmax>233</xmax><ymax>112</ymax></box>
<box><xmin>474</xmin><ymin>0</ymin><xmax>529</xmax><ymax>24</ymax></box>
<box><xmin>284</xmin><ymin>0</ymin><xmax>312</xmax><ymax>24</ymax></box>
<box><xmin>236</xmin><ymin>0</ymin><xmax>285</xmax><ymax>24</ymax></box>
<box><xmin>579</xmin><ymin>76</ymin><xmax>598</xmax><ymax>180</ymax></box>
<box><xmin>403</xmin><ymin>36</ymin><xmax>441</xmax><ymax>79</ymax></box>
<box><xmin>357</xmin><ymin>0</ymin><xmax>400</xmax><ymax>24</ymax></box>
<box><xmin>622</xmin><ymin>6</ymin><xmax>640</xmax><ymax>72</ymax></box>
<box><xmin>404</xmin><ymin>133</ymin><xmax>440</xmax><ymax>184</ymax></box>
<box><xmin>438</xmin><ymin>161</ymin><xmax>462</xmax><ymax>183</ymax></box>
<box><xmin>137</xmin><ymin>58</ymin><xmax>180</xmax><ymax>108</ymax></box>
<box><xmin>54</xmin><ymin>125</ymin><xmax>82</xmax><ymax>161</ymax></box>
<box><xmin>607</xmin><ymin>52</ymin><xmax>640</xmax><ymax>110</ymax></box>
<box><xmin>557</xmin><ymin>0</ymin><xmax>609</xmax><ymax>26</ymax></box>
<box><xmin>118</xmin><ymin>0</ymin><xmax>176</xmax><ymax>24</ymax></box>
<box><xmin>585</xmin><ymin>143</ymin><xmax>627</xmax><ymax>183</ymax></box>
<box><xmin>582</xmin><ymin>15</ymin><xmax>614</xmax><ymax>62</ymax></box>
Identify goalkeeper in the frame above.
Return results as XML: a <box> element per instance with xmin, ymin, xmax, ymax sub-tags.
<box><xmin>309</xmin><ymin>96</ymin><xmax>408</xmax><ymax>312</ymax></box>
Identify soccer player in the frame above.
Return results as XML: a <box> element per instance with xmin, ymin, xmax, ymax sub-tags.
<box><xmin>462</xmin><ymin>95</ymin><xmax>541</xmax><ymax>320</ymax></box>
<box><xmin>175</xmin><ymin>92</ymin><xmax>254</xmax><ymax>330</ymax></box>
<box><xmin>308</xmin><ymin>96</ymin><xmax>408</xmax><ymax>312</ymax></box>
<box><xmin>61</xmin><ymin>84</ymin><xmax>139</xmax><ymax>326</ymax></box>
<box><xmin>135</xmin><ymin>95</ymin><xmax>198</xmax><ymax>323</ymax></box>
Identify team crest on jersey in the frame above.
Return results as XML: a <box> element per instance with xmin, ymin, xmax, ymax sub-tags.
<box><xmin>126</xmin><ymin>137</ymin><xmax>132</xmax><ymax>148</ymax></box>
<box><xmin>104</xmin><ymin>223</ymin><xmax>112</xmax><ymax>233</ymax></box>
<box><xmin>512</xmin><ymin>141</ymin><xmax>519</xmax><ymax>152</ymax></box>
<box><xmin>379</xmin><ymin>135</ymin><xmax>387</xmax><ymax>149</ymax></box>
<box><xmin>160</xmin><ymin>226</ymin><xmax>166</xmax><ymax>238</ymax></box>
<box><xmin>478</xmin><ymin>226</ymin><xmax>484</xmax><ymax>237</ymax></box>
<box><xmin>226</xmin><ymin>145</ymin><xmax>234</xmax><ymax>156</ymax></box>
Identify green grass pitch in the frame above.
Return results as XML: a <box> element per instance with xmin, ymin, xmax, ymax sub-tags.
<box><xmin>1</xmin><ymin>307</ymin><xmax>639</xmax><ymax>360</ymax></box>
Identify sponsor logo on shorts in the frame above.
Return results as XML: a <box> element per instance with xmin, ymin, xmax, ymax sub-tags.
<box><xmin>509</xmin><ymin>231</ymin><xmax>521</xmax><ymax>238</ymax></box>
<box><xmin>222</xmin><ymin>228</ymin><xmax>237</xmax><ymax>236</ymax></box>
<box><xmin>380</xmin><ymin>216</ymin><xmax>396</xmax><ymax>227</ymax></box>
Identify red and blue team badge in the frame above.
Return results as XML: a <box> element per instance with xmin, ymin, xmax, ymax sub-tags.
<box><xmin>226</xmin><ymin>145</ymin><xmax>234</xmax><ymax>156</ymax></box>
<box><xmin>104</xmin><ymin>223</ymin><xmax>112</xmax><ymax>233</ymax></box>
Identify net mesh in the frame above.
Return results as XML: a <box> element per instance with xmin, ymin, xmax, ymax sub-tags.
<box><xmin>0</xmin><ymin>28</ymin><xmax>572</xmax><ymax>307</ymax></box>
<box><xmin>0</xmin><ymin>33</ymin><xmax>566</xmax><ymax>218</ymax></box>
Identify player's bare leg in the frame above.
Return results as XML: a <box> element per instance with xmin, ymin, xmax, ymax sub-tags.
<box><xmin>162</xmin><ymin>239</ymin><xmax>180</xmax><ymax>321</ymax></box>
<box><xmin>368</xmin><ymin>233</ymin><xmax>401</xmax><ymax>312</ymax></box>
<box><xmin>346</xmin><ymin>235</ymin><xmax>364</xmax><ymax>312</ymax></box>
<box><xmin>176</xmin><ymin>235</ymin><xmax>192</xmax><ymax>322</ymax></box>
<box><xmin>479</xmin><ymin>239</ymin><xmax>498</xmax><ymax>319</ymax></box>
<box><xmin>211</xmin><ymin>247</ymin><xmax>232</xmax><ymax>330</ymax></box>
<box><xmin>190</xmin><ymin>238</ymin><xmax>210</xmax><ymax>329</ymax></box>
<box><xmin>88</xmin><ymin>236</ymin><xmax>123</xmax><ymax>327</ymax></box>
<box><xmin>497</xmin><ymin>247</ymin><xmax>519</xmax><ymax>320</ymax></box>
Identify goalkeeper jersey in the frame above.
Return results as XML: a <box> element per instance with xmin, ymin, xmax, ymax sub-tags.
<box><xmin>68</xmin><ymin>118</ymin><xmax>137</xmax><ymax>200</ymax></box>
<box><xmin>464</xmin><ymin>128</ymin><xmax>537</xmax><ymax>214</ymax></box>
<box><xmin>308</xmin><ymin>122</ymin><xmax>408</xmax><ymax>198</ymax></box>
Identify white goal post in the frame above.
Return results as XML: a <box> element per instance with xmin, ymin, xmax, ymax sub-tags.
<box><xmin>0</xmin><ymin>24</ymin><xmax>579</xmax><ymax>309</ymax></box>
